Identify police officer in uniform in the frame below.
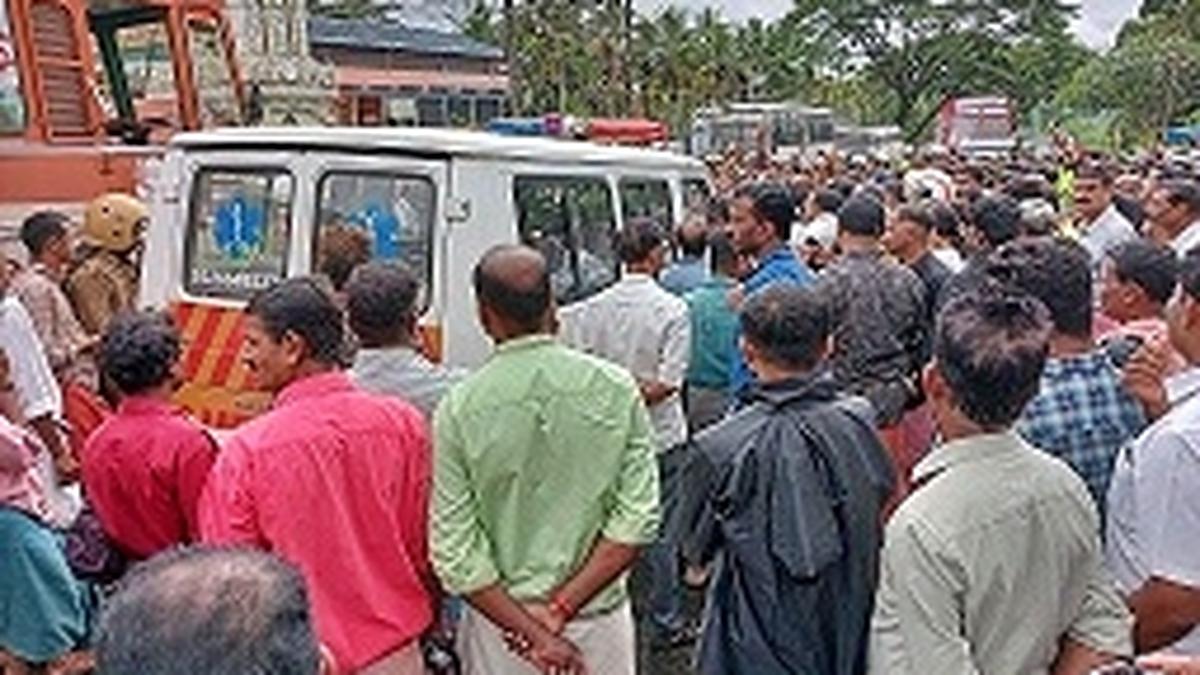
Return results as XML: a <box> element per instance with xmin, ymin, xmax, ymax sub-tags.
<box><xmin>66</xmin><ymin>193</ymin><xmax>147</xmax><ymax>335</ymax></box>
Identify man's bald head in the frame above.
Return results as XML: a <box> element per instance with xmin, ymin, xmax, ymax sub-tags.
<box><xmin>677</xmin><ymin>216</ymin><xmax>709</xmax><ymax>258</ymax></box>
<box><xmin>473</xmin><ymin>244</ymin><xmax>553</xmax><ymax>335</ymax></box>
<box><xmin>97</xmin><ymin>547</ymin><xmax>323</xmax><ymax>675</ymax></box>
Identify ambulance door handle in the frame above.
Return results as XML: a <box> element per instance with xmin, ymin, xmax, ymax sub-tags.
<box><xmin>446</xmin><ymin>197</ymin><xmax>471</xmax><ymax>224</ymax></box>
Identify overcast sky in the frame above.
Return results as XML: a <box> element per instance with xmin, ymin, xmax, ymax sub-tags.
<box><xmin>634</xmin><ymin>0</ymin><xmax>1142</xmax><ymax>50</ymax></box>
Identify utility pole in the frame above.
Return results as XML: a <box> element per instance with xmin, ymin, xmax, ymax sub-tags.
<box><xmin>623</xmin><ymin>0</ymin><xmax>632</xmax><ymax>116</ymax></box>
<box><xmin>504</xmin><ymin>0</ymin><xmax>518</xmax><ymax>115</ymax></box>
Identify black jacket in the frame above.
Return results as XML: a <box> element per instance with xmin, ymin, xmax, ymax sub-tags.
<box><xmin>680</xmin><ymin>374</ymin><xmax>895</xmax><ymax>675</ymax></box>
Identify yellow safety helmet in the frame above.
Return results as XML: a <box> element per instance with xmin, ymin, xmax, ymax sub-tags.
<box><xmin>83</xmin><ymin>193</ymin><xmax>148</xmax><ymax>253</ymax></box>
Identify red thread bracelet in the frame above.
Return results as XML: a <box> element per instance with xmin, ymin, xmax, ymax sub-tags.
<box><xmin>549</xmin><ymin>595</ymin><xmax>575</xmax><ymax>623</ymax></box>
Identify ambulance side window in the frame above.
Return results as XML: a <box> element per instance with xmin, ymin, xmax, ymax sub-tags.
<box><xmin>185</xmin><ymin>169</ymin><xmax>293</xmax><ymax>299</ymax></box>
<box><xmin>314</xmin><ymin>172</ymin><xmax>436</xmax><ymax>297</ymax></box>
<box><xmin>514</xmin><ymin>175</ymin><xmax>618</xmax><ymax>305</ymax></box>
<box><xmin>619</xmin><ymin>178</ymin><xmax>673</xmax><ymax>227</ymax></box>
<box><xmin>683</xmin><ymin>178</ymin><xmax>711</xmax><ymax>213</ymax></box>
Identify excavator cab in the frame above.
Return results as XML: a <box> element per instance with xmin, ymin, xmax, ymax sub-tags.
<box><xmin>2</xmin><ymin>0</ymin><xmax>243</xmax><ymax>145</ymax></box>
<box><xmin>89</xmin><ymin>0</ymin><xmax>245</xmax><ymax>143</ymax></box>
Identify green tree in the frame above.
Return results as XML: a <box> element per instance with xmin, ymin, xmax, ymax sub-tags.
<box><xmin>791</xmin><ymin>0</ymin><xmax>1081</xmax><ymax>139</ymax></box>
<box><xmin>464</xmin><ymin>0</ymin><xmax>1102</xmax><ymax>145</ymax></box>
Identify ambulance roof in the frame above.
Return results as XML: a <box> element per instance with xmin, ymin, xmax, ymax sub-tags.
<box><xmin>172</xmin><ymin>127</ymin><xmax>706</xmax><ymax>173</ymax></box>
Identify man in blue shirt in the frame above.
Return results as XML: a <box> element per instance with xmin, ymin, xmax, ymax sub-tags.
<box><xmin>996</xmin><ymin>238</ymin><xmax>1148</xmax><ymax>520</ymax></box>
<box><xmin>727</xmin><ymin>182</ymin><xmax>815</xmax><ymax>397</ymax></box>
<box><xmin>661</xmin><ymin>217</ymin><xmax>710</xmax><ymax>297</ymax></box>
<box><xmin>684</xmin><ymin>232</ymin><xmax>741</xmax><ymax>434</ymax></box>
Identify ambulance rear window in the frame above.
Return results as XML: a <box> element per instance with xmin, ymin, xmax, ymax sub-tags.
<box><xmin>185</xmin><ymin>169</ymin><xmax>294</xmax><ymax>300</ymax></box>
<box><xmin>314</xmin><ymin>172</ymin><xmax>436</xmax><ymax>295</ymax></box>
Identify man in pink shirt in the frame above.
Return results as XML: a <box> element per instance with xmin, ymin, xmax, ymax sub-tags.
<box><xmin>83</xmin><ymin>312</ymin><xmax>216</xmax><ymax>560</ymax></box>
<box><xmin>200</xmin><ymin>277</ymin><xmax>433</xmax><ymax>675</ymax></box>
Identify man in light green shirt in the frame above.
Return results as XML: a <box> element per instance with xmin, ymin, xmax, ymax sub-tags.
<box><xmin>432</xmin><ymin>245</ymin><xmax>660</xmax><ymax>675</ymax></box>
<box><xmin>869</xmin><ymin>290</ymin><xmax>1132</xmax><ymax>675</ymax></box>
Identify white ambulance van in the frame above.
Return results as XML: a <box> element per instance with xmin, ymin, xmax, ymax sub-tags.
<box><xmin>139</xmin><ymin>127</ymin><xmax>708</xmax><ymax>425</ymax></box>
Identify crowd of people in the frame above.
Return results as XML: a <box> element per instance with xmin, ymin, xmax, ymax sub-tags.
<box><xmin>4</xmin><ymin>141</ymin><xmax>1200</xmax><ymax>675</ymax></box>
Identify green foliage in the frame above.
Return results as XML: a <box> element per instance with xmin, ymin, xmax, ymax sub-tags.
<box><xmin>452</xmin><ymin>0</ymin><xmax>1191</xmax><ymax>146</ymax></box>
<box><xmin>1054</xmin><ymin>0</ymin><xmax>1200</xmax><ymax>148</ymax></box>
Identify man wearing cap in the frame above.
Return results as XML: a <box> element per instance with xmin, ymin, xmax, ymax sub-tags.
<box><xmin>66</xmin><ymin>193</ymin><xmax>147</xmax><ymax>335</ymax></box>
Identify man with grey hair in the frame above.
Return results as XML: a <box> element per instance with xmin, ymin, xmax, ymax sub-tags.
<box><xmin>346</xmin><ymin>261</ymin><xmax>463</xmax><ymax>418</ymax></box>
<box><xmin>97</xmin><ymin>547</ymin><xmax>330</xmax><ymax>675</ymax></box>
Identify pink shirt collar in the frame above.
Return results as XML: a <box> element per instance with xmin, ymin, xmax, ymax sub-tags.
<box><xmin>274</xmin><ymin>371</ymin><xmax>354</xmax><ymax>409</ymax></box>
<box><xmin>117</xmin><ymin>395</ymin><xmax>177</xmax><ymax>416</ymax></box>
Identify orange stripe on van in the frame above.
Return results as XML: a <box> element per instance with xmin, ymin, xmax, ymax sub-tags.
<box><xmin>210</xmin><ymin>316</ymin><xmax>246</xmax><ymax>386</ymax></box>
<box><xmin>169</xmin><ymin>300</ymin><xmax>265</xmax><ymax>430</ymax></box>
<box><xmin>173</xmin><ymin>303</ymin><xmax>194</xmax><ymax>333</ymax></box>
<box><xmin>183</xmin><ymin>309</ymin><xmax>224</xmax><ymax>379</ymax></box>
<box><xmin>194</xmin><ymin>311</ymin><xmax>241</xmax><ymax>386</ymax></box>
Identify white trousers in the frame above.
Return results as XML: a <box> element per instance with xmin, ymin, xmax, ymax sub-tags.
<box><xmin>357</xmin><ymin>640</ymin><xmax>426</xmax><ymax>675</ymax></box>
<box><xmin>458</xmin><ymin>603</ymin><xmax>636</xmax><ymax>675</ymax></box>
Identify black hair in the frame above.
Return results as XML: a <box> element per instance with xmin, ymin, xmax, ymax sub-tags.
<box><xmin>473</xmin><ymin>245</ymin><xmax>552</xmax><ymax>333</ymax></box>
<box><xmin>895</xmin><ymin>202</ymin><xmax>935</xmax><ymax>232</ymax></box>
<box><xmin>616</xmin><ymin>218</ymin><xmax>667</xmax><ymax>264</ymax></box>
<box><xmin>677</xmin><ymin>222</ymin><xmax>708</xmax><ymax>258</ymax></box>
<box><xmin>828</xmin><ymin>178</ymin><xmax>856</xmax><ymax>200</ymax></box>
<box><xmin>929</xmin><ymin>200</ymin><xmax>962</xmax><ymax>244</ymax></box>
<box><xmin>735</xmin><ymin>182</ymin><xmax>795</xmax><ymax>242</ymax></box>
<box><xmin>1160</xmin><ymin>179</ymin><xmax>1200</xmax><ymax>215</ymax></box>
<box><xmin>247</xmin><ymin>277</ymin><xmax>345</xmax><ymax>365</ymax></box>
<box><xmin>1005</xmin><ymin>175</ymin><xmax>1056</xmax><ymax>206</ymax></box>
<box><xmin>706</xmin><ymin>197</ymin><xmax>730</xmax><ymax>226</ymax></box>
<box><xmin>968</xmin><ymin>195</ymin><xmax>1022</xmax><ymax>249</ymax></box>
<box><xmin>838</xmin><ymin>194</ymin><xmax>886</xmax><ymax>237</ymax></box>
<box><xmin>20</xmin><ymin>211</ymin><xmax>68</xmax><ymax>258</ymax></box>
<box><xmin>96</xmin><ymin>547</ymin><xmax>321</xmax><ymax>675</ymax></box>
<box><xmin>1108</xmin><ymin>240</ymin><xmax>1179</xmax><ymax>307</ymax></box>
<box><xmin>1075</xmin><ymin>160</ymin><xmax>1114</xmax><ymax>185</ymax></box>
<box><xmin>344</xmin><ymin>262</ymin><xmax>420</xmax><ymax>348</ymax></box>
<box><xmin>935</xmin><ymin>290</ymin><xmax>1051</xmax><ymax>429</ymax></box>
<box><xmin>1182</xmin><ymin>247</ymin><xmax>1200</xmax><ymax>302</ymax></box>
<box><xmin>100</xmin><ymin>311</ymin><xmax>181</xmax><ymax>395</ymax></box>
<box><xmin>708</xmin><ymin>230</ymin><xmax>737</xmax><ymax>275</ymax></box>
<box><xmin>814</xmin><ymin>188</ymin><xmax>844</xmax><ymax>215</ymax></box>
<box><xmin>740</xmin><ymin>284</ymin><xmax>829</xmax><ymax>370</ymax></box>
<box><xmin>987</xmin><ymin>237</ymin><xmax>1093</xmax><ymax>338</ymax></box>
<box><xmin>316</xmin><ymin>225</ymin><xmax>372</xmax><ymax>292</ymax></box>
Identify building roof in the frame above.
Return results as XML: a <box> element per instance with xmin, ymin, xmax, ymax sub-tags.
<box><xmin>308</xmin><ymin>16</ymin><xmax>505</xmax><ymax>60</ymax></box>
<box><xmin>171</xmin><ymin>127</ymin><xmax>706</xmax><ymax>173</ymax></box>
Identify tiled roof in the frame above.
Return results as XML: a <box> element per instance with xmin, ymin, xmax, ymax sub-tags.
<box><xmin>308</xmin><ymin>16</ymin><xmax>504</xmax><ymax>60</ymax></box>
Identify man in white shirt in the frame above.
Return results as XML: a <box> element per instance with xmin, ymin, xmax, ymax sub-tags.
<box><xmin>1146</xmin><ymin>179</ymin><xmax>1200</xmax><ymax>257</ymax></box>
<box><xmin>1076</xmin><ymin>162</ymin><xmax>1138</xmax><ymax>269</ymax></box>
<box><xmin>560</xmin><ymin>218</ymin><xmax>691</xmax><ymax>646</ymax></box>
<box><xmin>0</xmin><ymin>251</ymin><xmax>78</xmax><ymax>526</ymax></box>
<box><xmin>871</xmin><ymin>290</ymin><xmax>1131</xmax><ymax>674</ymax></box>
<box><xmin>792</xmin><ymin>188</ymin><xmax>843</xmax><ymax>270</ymax></box>
<box><xmin>1108</xmin><ymin>247</ymin><xmax>1200</xmax><ymax>655</ymax></box>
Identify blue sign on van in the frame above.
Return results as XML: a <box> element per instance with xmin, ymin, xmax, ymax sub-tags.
<box><xmin>348</xmin><ymin>201</ymin><xmax>401</xmax><ymax>260</ymax></box>
<box><xmin>214</xmin><ymin>194</ymin><xmax>266</xmax><ymax>260</ymax></box>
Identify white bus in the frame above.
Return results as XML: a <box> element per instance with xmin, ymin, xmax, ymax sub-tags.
<box><xmin>690</xmin><ymin>103</ymin><xmax>836</xmax><ymax>159</ymax></box>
